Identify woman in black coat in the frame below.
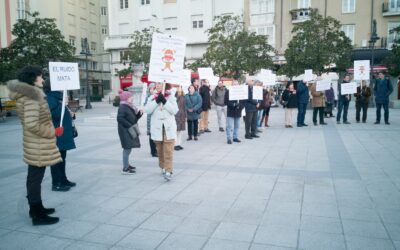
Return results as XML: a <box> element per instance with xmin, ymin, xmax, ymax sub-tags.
<box><xmin>117</xmin><ymin>90</ymin><xmax>142</xmax><ymax>174</ymax></box>
<box><xmin>281</xmin><ymin>83</ymin><xmax>298</xmax><ymax>128</ymax></box>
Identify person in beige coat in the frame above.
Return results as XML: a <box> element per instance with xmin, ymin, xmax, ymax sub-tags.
<box><xmin>7</xmin><ymin>65</ymin><xmax>62</xmax><ymax>226</ymax></box>
<box><xmin>310</xmin><ymin>82</ymin><xmax>327</xmax><ymax>126</ymax></box>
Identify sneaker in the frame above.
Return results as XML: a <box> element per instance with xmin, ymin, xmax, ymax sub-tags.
<box><xmin>62</xmin><ymin>180</ymin><xmax>76</xmax><ymax>187</ymax></box>
<box><xmin>178</xmin><ymin>145</ymin><xmax>184</xmax><ymax>150</ymax></box>
<box><xmin>194</xmin><ymin>137</ymin><xmax>198</xmax><ymax>141</ymax></box>
<box><xmin>161</xmin><ymin>168</ymin><xmax>166</xmax><ymax>175</ymax></box>
<box><xmin>205</xmin><ymin>129</ymin><xmax>211</xmax><ymax>133</ymax></box>
<box><xmin>288</xmin><ymin>125</ymin><xmax>293</xmax><ymax>128</ymax></box>
<box><xmin>233</xmin><ymin>138</ymin><xmax>241</xmax><ymax>143</ymax></box>
<box><xmin>301</xmin><ymin>123</ymin><xmax>308</xmax><ymax>126</ymax></box>
<box><xmin>227</xmin><ymin>140</ymin><xmax>232</xmax><ymax>144</ymax></box>
<box><xmin>374</xmin><ymin>121</ymin><xmax>380</xmax><ymax>124</ymax></box>
<box><xmin>164</xmin><ymin>172</ymin><xmax>172</xmax><ymax>181</ymax></box>
<box><xmin>128</xmin><ymin>165</ymin><xmax>136</xmax><ymax>170</ymax></box>
<box><xmin>245</xmin><ymin>135</ymin><xmax>253</xmax><ymax>139</ymax></box>
<box><xmin>297</xmin><ymin>124</ymin><xmax>303</xmax><ymax>127</ymax></box>
<box><xmin>174</xmin><ymin>146</ymin><xmax>181</xmax><ymax>151</ymax></box>
<box><xmin>121</xmin><ymin>168</ymin><xmax>135</xmax><ymax>175</ymax></box>
<box><xmin>251</xmin><ymin>134</ymin><xmax>260</xmax><ymax>138</ymax></box>
<box><xmin>343</xmin><ymin>121</ymin><xmax>351</xmax><ymax>124</ymax></box>
<box><xmin>219</xmin><ymin>127</ymin><xmax>224</xmax><ymax>132</ymax></box>
<box><xmin>320</xmin><ymin>122</ymin><xmax>327</xmax><ymax>125</ymax></box>
<box><xmin>52</xmin><ymin>184</ymin><xmax>71</xmax><ymax>192</ymax></box>
<box><xmin>187</xmin><ymin>137</ymin><xmax>193</xmax><ymax>141</ymax></box>
<box><xmin>385</xmin><ymin>121</ymin><xmax>390</xmax><ymax>125</ymax></box>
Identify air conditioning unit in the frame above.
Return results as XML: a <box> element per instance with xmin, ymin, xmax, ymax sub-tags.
<box><xmin>361</xmin><ymin>39</ymin><xmax>368</xmax><ymax>47</ymax></box>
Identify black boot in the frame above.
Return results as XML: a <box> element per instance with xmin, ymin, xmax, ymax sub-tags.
<box><xmin>29</xmin><ymin>204</ymin><xmax>59</xmax><ymax>226</ymax></box>
<box><xmin>29</xmin><ymin>202</ymin><xmax>56</xmax><ymax>217</ymax></box>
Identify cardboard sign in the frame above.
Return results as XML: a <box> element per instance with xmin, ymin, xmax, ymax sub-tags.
<box><xmin>316</xmin><ymin>79</ymin><xmax>331</xmax><ymax>91</ymax></box>
<box><xmin>198</xmin><ymin>67</ymin><xmax>214</xmax><ymax>81</ymax></box>
<box><xmin>148</xmin><ymin>33</ymin><xmax>186</xmax><ymax>84</ymax></box>
<box><xmin>179</xmin><ymin>69</ymin><xmax>192</xmax><ymax>87</ymax></box>
<box><xmin>253</xmin><ymin>86</ymin><xmax>263</xmax><ymax>100</ymax></box>
<box><xmin>354</xmin><ymin>60</ymin><xmax>370</xmax><ymax>80</ymax></box>
<box><xmin>341</xmin><ymin>82</ymin><xmax>357</xmax><ymax>95</ymax></box>
<box><xmin>258</xmin><ymin>69</ymin><xmax>276</xmax><ymax>86</ymax></box>
<box><xmin>209</xmin><ymin>76</ymin><xmax>220</xmax><ymax>86</ymax></box>
<box><xmin>229</xmin><ymin>85</ymin><xmax>248</xmax><ymax>100</ymax></box>
<box><xmin>49</xmin><ymin>62</ymin><xmax>80</xmax><ymax>91</ymax></box>
<box><xmin>304</xmin><ymin>69</ymin><xmax>313</xmax><ymax>82</ymax></box>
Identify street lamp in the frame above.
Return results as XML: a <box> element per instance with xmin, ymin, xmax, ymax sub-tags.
<box><xmin>369</xmin><ymin>19</ymin><xmax>380</xmax><ymax>107</ymax></box>
<box><xmin>80</xmin><ymin>38</ymin><xmax>92</xmax><ymax>109</ymax></box>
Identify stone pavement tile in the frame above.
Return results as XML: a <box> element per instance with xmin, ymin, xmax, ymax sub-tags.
<box><xmin>64</xmin><ymin>241</ymin><xmax>109</xmax><ymax>250</ymax></box>
<box><xmin>302</xmin><ymin>203</ymin><xmax>339</xmax><ymax>218</ymax></box>
<box><xmin>125</xmin><ymin>199</ymin><xmax>167</xmax><ymax>213</ymax></box>
<box><xmin>250</xmin><ymin>243</ymin><xmax>297</xmax><ymax>250</ymax></box>
<box><xmin>107</xmin><ymin>210</ymin><xmax>152</xmax><ymax>228</ymax></box>
<box><xmin>116</xmin><ymin>228</ymin><xmax>168</xmax><ymax>249</ymax></box>
<box><xmin>253</xmin><ymin>225</ymin><xmax>298</xmax><ymax>248</ymax></box>
<box><xmin>0</xmin><ymin>231</ymin><xmax>41</xmax><ymax>250</ymax></box>
<box><xmin>298</xmin><ymin>230</ymin><xmax>345</xmax><ymax>250</ymax></box>
<box><xmin>266</xmin><ymin>200</ymin><xmax>302</xmax><ymax>215</ymax></box>
<box><xmin>269</xmin><ymin>191</ymin><xmax>302</xmax><ymax>203</ymax></box>
<box><xmin>174</xmin><ymin>218</ymin><xmax>218</xmax><ymax>236</ymax></box>
<box><xmin>56</xmin><ymin>203</ymin><xmax>96</xmax><ymax>220</ymax></box>
<box><xmin>342</xmin><ymin>219</ymin><xmax>389</xmax><ymax>239</ymax></box>
<box><xmin>0</xmin><ymin>228</ymin><xmax>10</xmax><ymax>237</ymax></box>
<box><xmin>378</xmin><ymin>208</ymin><xmax>400</xmax><ymax>224</ymax></box>
<box><xmin>339</xmin><ymin>206</ymin><xmax>381</xmax><ymax>222</ymax></box>
<box><xmin>82</xmin><ymin>224</ymin><xmax>132</xmax><ymax>245</ymax></box>
<box><xmin>0</xmin><ymin>212</ymin><xmax>29</xmax><ymax>230</ymax></box>
<box><xmin>157</xmin><ymin>233</ymin><xmax>208</xmax><ymax>250</ymax></box>
<box><xmin>232</xmin><ymin>196</ymin><xmax>268</xmax><ymax>211</ymax></box>
<box><xmin>117</xmin><ymin>183</ymin><xmax>159</xmax><ymax>199</ymax></box>
<box><xmin>189</xmin><ymin>202</ymin><xmax>231</xmax><ymax>222</ymax></box>
<box><xmin>260</xmin><ymin>212</ymin><xmax>300</xmax><ymax>230</ymax></box>
<box><xmin>98</xmin><ymin>197</ymin><xmax>137</xmax><ymax>211</ymax></box>
<box><xmin>79</xmin><ymin>207</ymin><xmax>122</xmax><ymax>223</ymax></box>
<box><xmin>300</xmin><ymin>215</ymin><xmax>342</xmax><ymax>234</ymax></box>
<box><xmin>211</xmin><ymin>222</ymin><xmax>257</xmax><ymax>242</ymax></box>
<box><xmin>139</xmin><ymin>213</ymin><xmax>184</xmax><ymax>232</ymax></box>
<box><xmin>16</xmin><ymin>217</ymin><xmax>63</xmax><ymax>235</ymax></box>
<box><xmin>156</xmin><ymin>202</ymin><xmax>196</xmax><ymax>217</ymax></box>
<box><xmin>73</xmin><ymin>193</ymin><xmax>112</xmax><ymax>207</ymax></box>
<box><xmin>49</xmin><ymin>220</ymin><xmax>99</xmax><ymax>239</ymax></box>
<box><xmin>393</xmin><ymin>240</ymin><xmax>400</xmax><ymax>250</ymax></box>
<box><xmin>223</xmin><ymin>206</ymin><xmax>264</xmax><ymax>225</ymax></box>
<box><xmin>385</xmin><ymin>223</ymin><xmax>400</xmax><ymax>241</ymax></box>
<box><xmin>345</xmin><ymin>235</ymin><xmax>395</xmax><ymax>250</ymax></box>
<box><xmin>203</xmin><ymin>238</ymin><xmax>250</xmax><ymax>250</ymax></box>
<box><xmin>29</xmin><ymin>235</ymin><xmax>73</xmax><ymax>250</ymax></box>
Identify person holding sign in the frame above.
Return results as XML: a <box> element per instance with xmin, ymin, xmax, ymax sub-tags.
<box><xmin>7</xmin><ymin>65</ymin><xmax>62</xmax><ymax>225</ymax></box>
<box><xmin>310</xmin><ymin>81</ymin><xmax>327</xmax><ymax>126</ymax></box>
<box><xmin>374</xmin><ymin>72</ymin><xmax>393</xmax><ymax>125</ymax></box>
<box><xmin>43</xmin><ymin>79</ymin><xmax>77</xmax><ymax>191</ymax></box>
<box><xmin>224</xmin><ymin>80</ymin><xmax>244</xmax><ymax>144</ymax></box>
<box><xmin>244</xmin><ymin>79</ymin><xmax>260</xmax><ymax>139</ymax></box>
<box><xmin>145</xmin><ymin>83</ymin><xmax>179</xmax><ymax>181</ymax></box>
<box><xmin>185</xmin><ymin>85</ymin><xmax>203</xmax><ymax>141</ymax></box>
<box><xmin>337</xmin><ymin>75</ymin><xmax>352</xmax><ymax>124</ymax></box>
<box><xmin>354</xmin><ymin>80</ymin><xmax>371</xmax><ymax>123</ymax></box>
<box><xmin>281</xmin><ymin>83</ymin><xmax>298</xmax><ymax>128</ymax></box>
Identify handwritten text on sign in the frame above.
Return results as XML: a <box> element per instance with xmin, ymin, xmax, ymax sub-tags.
<box><xmin>341</xmin><ymin>82</ymin><xmax>357</xmax><ymax>95</ymax></box>
<box><xmin>229</xmin><ymin>85</ymin><xmax>248</xmax><ymax>101</ymax></box>
<box><xmin>49</xmin><ymin>62</ymin><xmax>80</xmax><ymax>91</ymax></box>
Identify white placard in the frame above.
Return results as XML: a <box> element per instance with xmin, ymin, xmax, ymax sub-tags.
<box><xmin>253</xmin><ymin>86</ymin><xmax>263</xmax><ymax>100</ymax></box>
<box><xmin>259</xmin><ymin>69</ymin><xmax>276</xmax><ymax>86</ymax></box>
<box><xmin>229</xmin><ymin>85</ymin><xmax>248</xmax><ymax>100</ymax></box>
<box><xmin>341</xmin><ymin>82</ymin><xmax>357</xmax><ymax>95</ymax></box>
<box><xmin>198</xmin><ymin>67</ymin><xmax>214</xmax><ymax>80</ymax></box>
<box><xmin>354</xmin><ymin>60</ymin><xmax>370</xmax><ymax>80</ymax></box>
<box><xmin>148</xmin><ymin>33</ymin><xmax>186</xmax><ymax>84</ymax></box>
<box><xmin>179</xmin><ymin>69</ymin><xmax>192</xmax><ymax>87</ymax></box>
<box><xmin>316</xmin><ymin>79</ymin><xmax>331</xmax><ymax>92</ymax></box>
<box><xmin>304</xmin><ymin>69</ymin><xmax>313</xmax><ymax>82</ymax></box>
<box><xmin>140</xmin><ymin>83</ymin><xmax>147</xmax><ymax>109</ymax></box>
<box><xmin>49</xmin><ymin>62</ymin><xmax>80</xmax><ymax>91</ymax></box>
<box><xmin>209</xmin><ymin>76</ymin><xmax>220</xmax><ymax>86</ymax></box>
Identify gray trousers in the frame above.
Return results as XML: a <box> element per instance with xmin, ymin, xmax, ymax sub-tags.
<box><xmin>123</xmin><ymin>149</ymin><xmax>132</xmax><ymax>170</ymax></box>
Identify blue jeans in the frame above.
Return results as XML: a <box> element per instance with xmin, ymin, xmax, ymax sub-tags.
<box><xmin>337</xmin><ymin>99</ymin><xmax>350</xmax><ymax>122</ymax></box>
<box><xmin>297</xmin><ymin>103</ymin><xmax>307</xmax><ymax>125</ymax></box>
<box><xmin>226</xmin><ymin>117</ymin><xmax>240</xmax><ymax>140</ymax></box>
<box><xmin>376</xmin><ymin>102</ymin><xmax>389</xmax><ymax>122</ymax></box>
<box><xmin>256</xmin><ymin>110</ymin><xmax>263</xmax><ymax>128</ymax></box>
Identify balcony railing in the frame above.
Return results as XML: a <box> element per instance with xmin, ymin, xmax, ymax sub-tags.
<box><xmin>382</xmin><ymin>2</ymin><xmax>400</xmax><ymax>16</ymax></box>
<box><xmin>290</xmin><ymin>8</ymin><xmax>315</xmax><ymax>23</ymax></box>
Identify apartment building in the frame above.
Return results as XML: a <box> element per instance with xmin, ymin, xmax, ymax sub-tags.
<box><xmin>0</xmin><ymin>0</ymin><xmax>111</xmax><ymax>100</ymax></box>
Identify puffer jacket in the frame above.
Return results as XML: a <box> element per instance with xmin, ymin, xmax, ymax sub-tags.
<box><xmin>310</xmin><ymin>83</ymin><xmax>326</xmax><ymax>108</ymax></box>
<box><xmin>7</xmin><ymin>80</ymin><xmax>61</xmax><ymax>167</ymax></box>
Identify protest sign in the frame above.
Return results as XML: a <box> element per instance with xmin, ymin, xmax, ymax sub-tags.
<box><xmin>341</xmin><ymin>82</ymin><xmax>357</xmax><ymax>95</ymax></box>
<box><xmin>354</xmin><ymin>60</ymin><xmax>370</xmax><ymax>80</ymax></box>
<box><xmin>253</xmin><ymin>86</ymin><xmax>263</xmax><ymax>100</ymax></box>
<box><xmin>316</xmin><ymin>79</ymin><xmax>331</xmax><ymax>92</ymax></box>
<box><xmin>229</xmin><ymin>85</ymin><xmax>248</xmax><ymax>100</ymax></box>
<box><xmin>304</xmin><ymin>69</ymin><xmax>313</xmax><ymax>82</ymax></box>
<box><xmin>198</xmin><ymin>67</ymin><xmax>214</xmax><ymax>81</ymax></box>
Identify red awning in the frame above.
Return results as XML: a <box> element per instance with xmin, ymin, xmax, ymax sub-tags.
<box><xmin>347</xmin><ymin>65</ymin><xmax>388</xmax><ymax>73</ymax></box>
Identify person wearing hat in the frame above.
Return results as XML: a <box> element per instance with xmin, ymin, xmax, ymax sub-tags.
<box><xmin>117</xmin><ymin>90</ymin><xmax>143</xmax><ymax>174</ymax></box>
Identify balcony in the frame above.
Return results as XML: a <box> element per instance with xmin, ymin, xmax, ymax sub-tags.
<box><xmin>290</xmin><ymin>8</ymin><xmax>315</xmax><ymax>23</ymax></box>
<box><xmin>104</xmin><ymin>35</ymin><xmax>133</xmax><ymax>51</ymax></box>
<box><xmin>382</xmin><ymin>2</ymin><xmax>400</xmax><ymax>16</ymax></box>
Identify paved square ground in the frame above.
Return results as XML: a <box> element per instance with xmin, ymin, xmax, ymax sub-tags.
<box><xmin>0</xmin><ymin>101</ymin><xmax>399</xmax><ymax>250</ymax></box>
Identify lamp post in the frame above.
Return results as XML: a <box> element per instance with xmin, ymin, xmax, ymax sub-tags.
<box><xmin>369</xmin><ymin>20</ymin><xmax>380</xmax><ymax>108</ymax></box>
<box><xmin>80</xmin><ymin>38</ymin><xmax>92</xmax><ymax>109</ymax></box>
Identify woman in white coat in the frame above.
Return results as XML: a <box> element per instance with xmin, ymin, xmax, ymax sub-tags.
<box><xmin>145</xmin><ymin>83</ymin><xmax>178</xmax><ymax>181</ymax></box>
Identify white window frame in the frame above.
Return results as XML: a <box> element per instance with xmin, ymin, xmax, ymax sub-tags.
<box><xmin>141</xmin><ymin>0</ymin><xmax>150</xmax><ymax>5</ymax></box>
<box><xmin>69</xmin><ymin>36</ymin><xmax>76</xmax><ymax>47</ymax></box>
<box><xmin>388</xmin><ymin>22</ymin><xmax>400</xmax><ymax>49</ymax></box>
<box><xmin>191</xmin><ymin>15</ymin><xmax>204</xmax><ymax>29</ymax></box>
<box><xmin>298</xmin><ymin>0</ymin><xmax>310</xmax><ymax>8</ymax></box>
<box><xmin>341</xmin><ymin>24</ymin><xmax>355</xmax><ymax>45</ymax></box>
<box><xmin>164</xmin><ymin>17</ymin><xmax>178</xmax><ymax>32</ymax></box>
<box><xmin>101</xmin><ymin>7</ymin><xmax>107</xmax><ymax>15</ymax></box>
<box><xmin>342</xmin><ymin>0</ymin><xmax>356</xmax><ymax>13</ymax></box>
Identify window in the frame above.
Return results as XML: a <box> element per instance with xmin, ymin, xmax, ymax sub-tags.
<box><xmin>139</xmin><ymin>19</ymin><xmax>151</xmax><ymax>30</ymax></box>
<box><xmin>388</xmin><ymin>22</ymin><xmax>400</xmax><ymax>48</ymax></box>
<box><xmin>69</xmin><ymin>36</ymin><xmax>76</xmax><ymax>47</ymax></box>
<box><xmin>141</xmin><ymin>0</ymin><xmax>150</xmax><ymax>5</ymax></box>
<box><xmin>251</xmin><ymin>25</ymin><xmax>275</xmax><ymax>46</ymax></box>
<box><xmin>341</xmin><ymin>24</ymin><xmax>355</xmax><ymax>45</ymax></box>
<box><xmin>191</xmin><ymin>15</ymin><xmax>204</xmax><ymax>29</ymax></box>
<box><xmin>164</xmin><ymin>0</ymin><xmax>176</xmax><ymax>3</ymax></box>
<box><xmin>164</xmin><ymin>17</ymin><xmax>178</xmax><ymax>32</ymax></box>
<box><xmin>101</xmin><ymin>27</ymin><xmax>108</xmax><ymax>34</ymax></box>
<box><xmin>298</xmin><ymin>0</ymin><xmax>310</xmax><ymax>8</ymax></box>
<box><xmin>101</xmin><ymin>7</ymin><xmax>107</xmax><ymax>15</ymax></box>
<box><xmin>68</xmin><ymin>14</ymin><xmax>76</xmax><ymax>26</ymax></box>
<box><xmin>389</xmin><ymin>0</ymin><xmax>400</xmax><ymax>11</ymax></box>
<box><xmin>342</xmin><ymin>0</ymin><xmax>355</xmax><ymax>13</ymax></box>
<box><xmin>250</xmin><ymin>0</ymin><xmax>274</xmax><ymax>25</ymax></box>
<box><xmin>92</xmin><ymin>61</ymin><xmax>98</xmax><ymax>70</ymax></box>
<box><xmin>17</xmin><ymin>0</ymin><xmax>27</xmax><ymax>20</ymax></box>
<box><xmin>120</xmin><ymin>0</ymin><xmax>129</xmax><ymax>9</ymax></box>
<box><xmin>91</xmin><ymin>42</ymin><xmax>97</xmax><ymax>52</ymax></box>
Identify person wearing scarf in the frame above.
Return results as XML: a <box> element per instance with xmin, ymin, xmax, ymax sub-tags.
<box><xmin>117</xmin><ymin>90</ymin><xmax>142</xmax><ymax>174</ymax></box>
<box><xmin>145</xmin><ymin>83</ymin><xmax>178</xmax><ymax>181</ymax></box>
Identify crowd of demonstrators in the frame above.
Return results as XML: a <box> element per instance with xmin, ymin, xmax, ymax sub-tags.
<box><xmin>224</xmin><ymin>80</ymin><xmax>244</xmax><ymax>144</ymax></box>
<box><xmin>211</xmin><ymin>80</ymin><xmax>227</xmax><ymax>132</ymax></box>
<box><xmin>244</xmin><ymin>79</ymin><xmax>260</xmax><ymax>139</ymax></box>
<box><xmin>199</xmin><ymin>79</ymin><xmax>212</xmax><ymax>134</ymax></box>
<box><xmin>324</xmin><ymin>85</ymin><xmax>335</xmax><ymax>118</ymax></box>
<box><xmin>43</xmin><ymin>79</ymin><xmax>77</xmax><ymax>191</ymax></box>
<box><xmin>296</xmin><ymin>80</ymin><xmax>309</xmax><ymax>127</ymax></box>
<box><xmin>281</xmin><ymin>82</ymin><xmax>298</xmax><ymax>128</ymax></box>
<box><xmin>185</xmin><ymin>85</ymin><xmax>203</xmax><ymax>141</ymax></box>
<box><xmin>117</xmin><ymin>90</ymin><xmax>143</xmax><ymax>175</ymax></box>
<box><xmin>145</xmin><ymin>83</ymin><xmax>158</xmax><ymax>157</ymax></box>
<box><xmin>174</xmin><ymin>86</ymin><xmax>186</xmax><ymax>150</ymax></box>
<box><xmin>374</xmin><ymin>72</ymin><xmax>393</xmax><ymax>125</ymax></box>
<box><xmin>310</xmin><ymin>81</ymin><xmax>327</xmax><ymax>126</ymax></box>
<box><xmin>354</xmin><ymin>80</ymin><xmax>371</xmax><ymax>123</ymax></box>
<box><xmin>337</xmin><ymin>75</ymin><xmax>352</xmax><ymax>124</ymax></box>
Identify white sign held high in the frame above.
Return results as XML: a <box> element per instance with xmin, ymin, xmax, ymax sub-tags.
<box><xmin>316</xmin><ymin>79</ymin><xmax>331</xmax><ymax>92</ymax></box>
<box><xmin>253</xmin><ymin>86</ymin><xmax>263</xmax><ymax>100</ymax></box>
<box><xmin>354</xmin><ymin>60</ymin><xmax>370</xmax><ymax>80</ymax></box>
<box><xmin>198</xmin><ymin>68</ymin><xmax>214</xmax><ymax>80</ymax></box>
<box><xmin>341</xmin><ymin>82</ymin><xmax>357</xmax><ymax>95</ymax></box>
<box><xmin>148</xmin><ymin>33</ymin><xmax>186</xmax><ymax>84</ymax></box>
<box><xmin>49</xmin><ymin>62</ymin><xmax>80</xmax><ymax>91</ymax></box>
<box><xmin>304</xmin><ymin>69</ymin><xmax>313</xmax><ymax>82</ymax></box>
<box><xmin>179</xmin><ymin>69</ymin><xmax>192</xmax><ymax>87</ymax></box>
<box><xmin>229</xmin><ymin>85</ymin><xmax>248</xmax><ymax>101</ymax></box>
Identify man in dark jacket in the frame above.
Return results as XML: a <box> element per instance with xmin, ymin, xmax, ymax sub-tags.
<box><xmin>354</xmin><ymin>80</ymin><xmax>371</xmax><ymax>123</ymax></box>
<box><xmin>244</xmin><ymin>79</ymin><xmax>260</xmax><ymax>139</ymax></box>
<box><xmin>337</xmin><ymin>75</ymin><xmax>352</xmax><ymax>124</ymax></box>
<box><xmin>374</xmin><ymin>72</ymin><xmax>393</xmax><ymax>124</ymax></box>
<box><xmin>199</xmin><ymin>79</ymin><xmax>211</xmax><ymax>133</ymax></box>
<box><xmin>296</xmin><ymin>81</ymin><xmax>309</xmax><ymax>127</ymax></box>
<box><xmin>224</xmin><ymin>81</ymin><xmax>244</xmax><ymax>144</ymax></box>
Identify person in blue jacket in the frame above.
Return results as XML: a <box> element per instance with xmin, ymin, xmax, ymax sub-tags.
<box><xmin>184</xmin><ymin>85</ymin><xmax>202</xmax><ymax>141</ymax></box>
<box><xmin>43</xmin><ymin>79</ymin><xmax>76</xmax><ymax>192</ymax></box>
<box><xmin>374</xmin><ymin>72</ymin><xmax>393</xmax><ymax>125</ymax></box>
<box><xmin>296</xmin><ymin>81</ymin><xmax>310</xmax><ymax>127</ymax></box>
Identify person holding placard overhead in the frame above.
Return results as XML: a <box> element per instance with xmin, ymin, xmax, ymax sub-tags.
<box><xmin>199</xmin><ymin>79</ymin><xmax>212</xmax><ymax>133</ymax></box>
<box><xmin>145</xmin><ymin>83</ymin><xmax>179</xmax><ymax>181</ymax></box>
<box><xmin>310</xmin><ymin>80</ymin><xmax>327</xmax><ymax>126</ymax></box>
<box><xmin>296</xmin><ymin>81</ymin><xmax>310</xmax><ymax>127</ymax></box>
<box><xmin>224</xmin><ymin>80</ymin><xmax>244</xmax><ymax>144</ymax></box>
<box><xmin>337</xmin><ymin>75</ymin><xmax>352</xmax><ymax>124</ymax></box>
<box><xmin>374</xmin><ymin>72</ymin><xmax>393</xmax><ymax>125</ymax></box>
<box><xmin>7</xmin><ymin>65</ymin><xmax>62</xmax><ymax>225</ymax></box>
<box><xmin>354</xmin><ymin>80</ymin><xmax>371</xmax><ymax>123</ymax></box>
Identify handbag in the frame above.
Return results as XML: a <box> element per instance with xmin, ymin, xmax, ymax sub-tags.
<box><xmin>72</xmin><ymin>122</ymin><xmax>78</xmax><ymax>138</ymax></box>
<box><xmin>128</xmin><ymin>123</ymin><xmax>141</xmax><ymax>138</ymax></box>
